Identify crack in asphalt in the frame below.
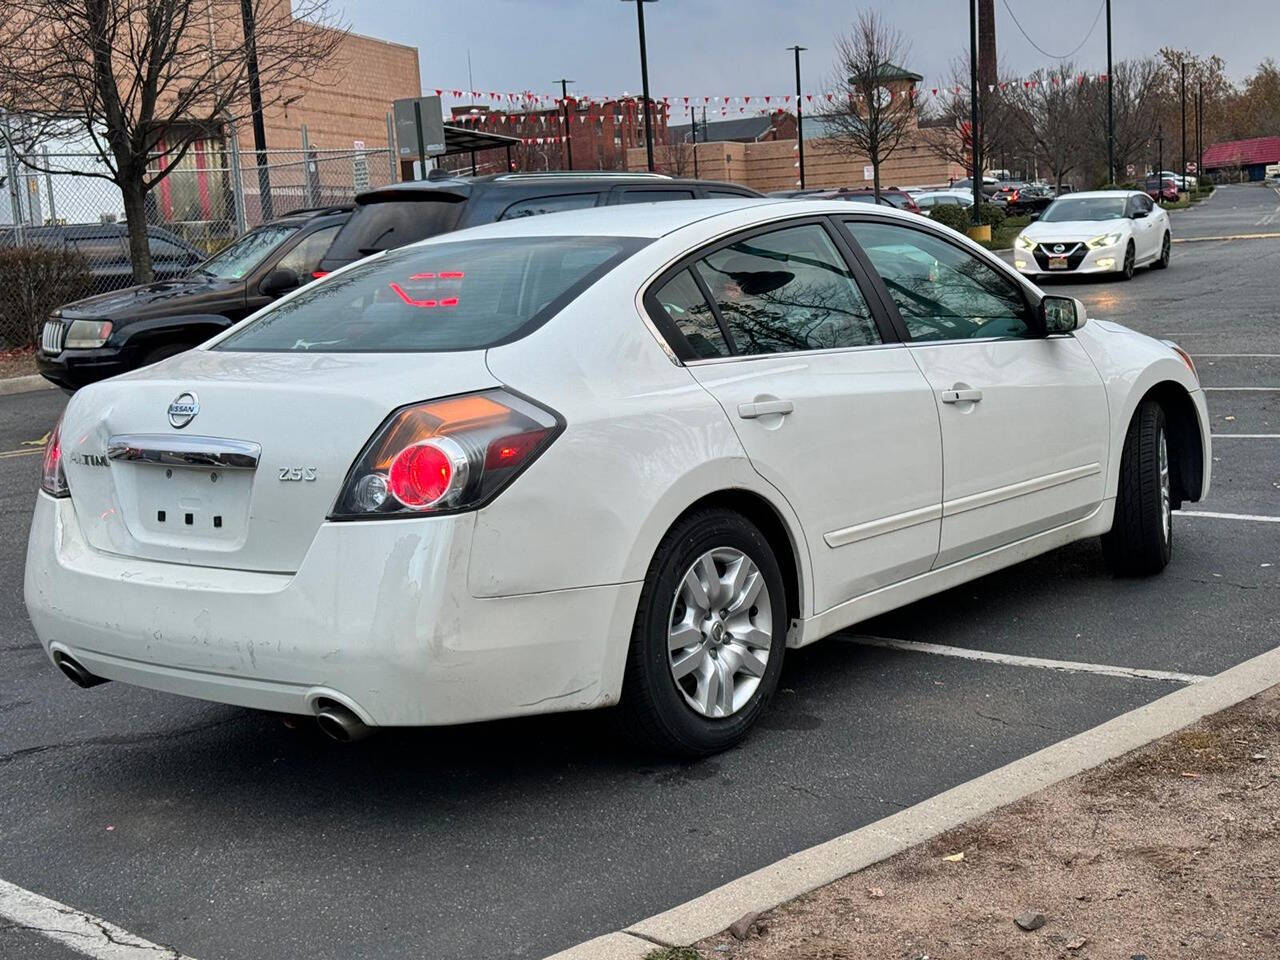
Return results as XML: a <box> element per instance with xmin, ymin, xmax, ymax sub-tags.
<box><xmin>0</xmin><ymin>715</ymin><xmax>241</xmax><ymax>766</ymax></box>
<box><xmin>973</xmin><ymin>707</ymin><xmax>1063</xmax><ymax>734</ymax></box>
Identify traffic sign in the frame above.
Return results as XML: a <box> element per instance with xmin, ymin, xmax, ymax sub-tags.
<box><xmin>393</xmin><ymin>96</ymin><xmax>445</xmax><ymax>160</ymax></box>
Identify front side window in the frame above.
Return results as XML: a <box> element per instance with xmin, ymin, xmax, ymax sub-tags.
<box><xmin>842</xmin><ymin>221</ymin><xmax>1032</xmax><ymax>342</ymax></box>
<box><xmin>499</xmin><ymin>193</ymin><xmax>599</xmax><ymax>220</ymax></box>
<box><xmin>216</xmin><ymin>235</ymin><xmax>644</xmax><ymax>353</ymax></box>
<box><xmin>692</xmin><ymin>224</ymin><xmax>881</xmax><ymax>355</ymax></box>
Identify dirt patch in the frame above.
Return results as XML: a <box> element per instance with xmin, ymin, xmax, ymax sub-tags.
<box><xmin>696</xmin><ymin>686</ymin><xmax>1280</xmax><ymax>960</ymax></box>
<box><xmin>0</xmin><ymin>347</ymin><xmax>38</xmax><ymax>380</ymax></box>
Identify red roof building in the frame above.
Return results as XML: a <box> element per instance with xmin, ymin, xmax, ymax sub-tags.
<box><xmin>1202</xmin><ymin>136</ymin><xmax>1280</xmax><ymax>180</ymax></box>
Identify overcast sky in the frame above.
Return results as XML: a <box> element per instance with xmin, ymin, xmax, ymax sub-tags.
<box><xmin>338</xmin><ymin>0</ymin><xmax>1271</xmax><ymax>105</ymax></box>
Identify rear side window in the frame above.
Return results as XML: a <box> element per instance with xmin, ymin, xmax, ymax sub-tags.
<box><xmin>879</xmin><ymin>194</ymin><xmax>910</xmax><ymax>209</ymax></box>
<box><xmin>500</xmin><ymin>193</ymin><xmax>599</xmax><ymax>220</ymax></box>
<box><xmin>217</xmin><ymin>236</ymin><xmax>646</xmax><ymax>353</ymax></box>
<box><xmin>705</xmin><ymin>189</ymin><xmax>752</xmax><ymax>199</ymax></box>
<box><xmin>615</xmin><ymin>189</ymin><xmax>697</xmax><ymax>204</ymax></box>
<box><xmin>72</xmin><ymin>235</ymin><xmax>126</xmax><ymax>260</ymax></box>
<box><xmin>276</xmin><ymin>225</ymin><xmax>341</xmax><ymax>279</ymax></box>
<box><xmin>652</xmin><ymin>270</ymin><xmax>729</xmax><ymax>359</ymax></box>
<box><xmin>324</xmin><ymin>197</ymin><xmax>464</xmax><ymax>263</ymax></box>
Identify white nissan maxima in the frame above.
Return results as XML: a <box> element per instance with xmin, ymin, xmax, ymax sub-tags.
<box><xmin>26</xmin><ymin>199</ymin><xmax>1210</xmax><ymax>756</ymax></box>
<box><xmin>1013</xmin><ymin>190</ymin><xmax>1172</xmax><ymax>281</ymax></box>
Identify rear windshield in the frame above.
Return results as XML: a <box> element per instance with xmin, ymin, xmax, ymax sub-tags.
<box><xmin>322</xmin><ymin>196</ymin><xmax>465</xmax><ymax>264</ymax></box>
<box><xmin>216</xmin><ymin>235</ymin><xmax>646</xmax><ymax>353</ymax></box>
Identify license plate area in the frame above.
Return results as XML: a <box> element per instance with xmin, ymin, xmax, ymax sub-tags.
<box><xmin>1048</xmin><ymin>255</ymin><xmax>1069</xmax><ymax>270</ymax></box>
<box><xmin>114</xmin><ymin>462</ymin><xmax>254</xmax><ymax>551</ymax></box>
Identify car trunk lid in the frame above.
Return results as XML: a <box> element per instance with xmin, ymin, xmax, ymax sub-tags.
<box><xmin>59</xmin><ymin>347</ymin><xmax>498</xmax><ymax>572</ymax></box>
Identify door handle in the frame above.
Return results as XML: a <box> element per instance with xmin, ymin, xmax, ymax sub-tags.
<box><xmin>940</xmin><ymin>389</ymin><xmax>983</xmax><ymax>404</ymax></box>
<box><xmin>737</xmin><ymin>399</ymin><xmax>794</xmax><ymax>419</ymax></box>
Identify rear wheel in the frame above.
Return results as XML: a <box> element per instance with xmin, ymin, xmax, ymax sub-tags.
<box><xmin>1102</xmin><ymin>400</ymin><xmax>1172</xmax><ymax>576</ymax></box>
<box><xmin>1152</xmin><ymin>232</ymin><xmax>1171</xmax><ymax>269</ymax></box>
<box><xmin>1120</xmin><ymin>242</ymin><xmax>1136</xmax><ymax>280</ymax></box>
<box><xmin>621</xmin><ymin>508</ymin><xmax>787</xmax><ymax>757</ymax></box>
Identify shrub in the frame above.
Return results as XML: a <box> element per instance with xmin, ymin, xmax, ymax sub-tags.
<box><xmin>0</xmin><ymin>245</ymin><xmax>92</xmax><ymax>348</ymax></box>
<box><xmin>930</xmin><ymin>204</ymin><xmax>970</xmax><ymax>233</ymax></box>
<box><xmin>972</xmin><ymin>202</ymin><xmax>1006</xmax><ymax>230</ymax></box>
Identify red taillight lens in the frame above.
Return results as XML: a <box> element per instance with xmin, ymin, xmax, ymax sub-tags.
<box><xmin>332</xmin><ymin>389</ymin><xmax>562</xmax><ymax>519</ymax></box>
<box><xmin>41</xmin><ymin>417</ymin><xmax>69</xmax><ymax>498</ymax></box>
<box><xmin>312</xmin><ymin>271</ymin><xmax>329</xmax><ymax>279</ymax></box>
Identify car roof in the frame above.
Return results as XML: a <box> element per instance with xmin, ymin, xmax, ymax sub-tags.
<box><xmin>403</xmin><ymin>197</ymin><xmax>927</xmax><ymax>243</ymax></box>
<box><xmin>355</xmin><ymin>173</ymin><xmax>757</xmax><ymax>203</ymax></box>
<box><xmin>1054</xmin><ymin>190</ymin><xmax>1141</xmax><ymax>199</ymax></box>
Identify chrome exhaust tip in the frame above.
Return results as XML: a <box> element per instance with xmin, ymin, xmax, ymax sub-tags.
<box><xmin>314</xmin><ymin>703</ymin><xmax>372</xmax><ymax>743</ymax></box>
<box><xmin>53</xmin><ymin>653</ymin><xmax>108</xmax><ymax>689</ymax></box>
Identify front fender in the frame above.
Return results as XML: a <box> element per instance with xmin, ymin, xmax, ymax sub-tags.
<box><xmin>112</xmin><ymin>313</ymin><xmax>233</xmax><ymax>350</ymax></box>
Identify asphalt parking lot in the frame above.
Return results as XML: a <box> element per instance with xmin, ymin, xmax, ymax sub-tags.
<box><xmin>1</xmin><ymin>184</ymin><xmax>1276</xmax><ymax>960</ymax></box>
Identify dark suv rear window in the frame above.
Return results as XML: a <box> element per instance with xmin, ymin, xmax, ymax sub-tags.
<box><xmin>217</xmin><ymin>235</ymin><xmax>646</xmax><ymax>353</ymax></box>
<box><xmin>321</xmin><ymin>196</ymin><xmax>465</xmax><ymax>266</ymax></box>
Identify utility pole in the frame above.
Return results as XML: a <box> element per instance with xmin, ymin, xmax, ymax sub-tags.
<box><xmin>239</xmin><ymin>0</ymin><xmax>272</xmax><ymax>220</ymax></box>
<box><xmin>556</xmin><ymin>78</ymin><xmax>575</xmax><ymax>170</ymax></box>
<box><xmin>787</xmin><ymin>45</ymin><xmax>807</xmax><ymax>189</ymax></box>
<box><xmin>689</xmin><ymin>104</ymin><xmax>698</xmax><ymax>177</ymax></box>
<box><xmin>621</xmin><ymin>0</ymin><xmax>658</xmax><ymax>172</ymax></box>
<box><xmin>969</xmin><ymin>0</ymin><xmax>981</xmax><ymax>213</ymax></box>
<box><xmin>1156</xmin><ymin>124</ymin><xmax>1164</xmax><ymax>195</ymax></box>
<box><xmin>1105</xmin><ymin>0</ymin><xmax>1114</xmax><ymax>185</ymax></box>
<box><xmin>1180</xmin><ymin>61</ymin><xmax>1187</xmax><ymax>192</ymax></box>
<box><xmin>1197</xmin><ymin>79</ymin><xmax>1204</xmax><ymax>185</ymax></box>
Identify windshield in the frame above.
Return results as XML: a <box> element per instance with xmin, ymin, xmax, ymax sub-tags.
<box><xmin>1040</xmin><ymin>197</ymin><xmax>1128</xmax><ymax>222</ymax></box>
<box><xmin>216</xmin><ymin>235</ymin><xmax>647</xmax><ymax>353</ymax></box>
<box><xmin>194</xmin><ymin>225</ymin><xmax>298</xmax><ymax>279</ymax></box>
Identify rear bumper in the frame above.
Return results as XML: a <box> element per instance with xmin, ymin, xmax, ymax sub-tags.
<box><xmin>24</xmin><ymin>494</ymin><xmax>640</xmax><ymax>726</ymax></box>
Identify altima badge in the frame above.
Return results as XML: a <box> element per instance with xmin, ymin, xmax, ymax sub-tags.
<box><xmin>167</xmin><ymin>392</ymin><xmax>199</xmax><ymax>429</ymax></box>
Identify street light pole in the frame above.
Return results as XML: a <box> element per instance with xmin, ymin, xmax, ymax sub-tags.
<box><xmin>787</xmin><ymin>45</ymin><xmax>807</xmax><ymax>188</ymax></box>
<box><xmin>1156</xmin><ymin>124</ymin><xmax>1164</xmax><ymax>196</ymax></box>
<box><xmin>1197</xmin><ymin>80</ymin><xmax>1204</xmax><ymax>185</ymax></box>
<box><xmin>1180</xmin><ymin>61</ymin><xmax>1187</xmax><ymax>192</ymax></box>
<box><xmin>239</xmin><ymin>0</ymin><xmax>272</xmax><ymax>220</ymax></box>
<box><xmin>621</xmin><ymin>0</ymin><xmax>658</xmax><ymax>172</ymax></box>
<box><xmin>556</xmin><ymin>78</ymin><xmax>575</xmax><ymax>170</ymax></box>
<box><xmin>1105</xmin><ymin>0</ymin><xmax>1114</xmax><ymax>185</ymax></box>
<box><xmin>969</xmin><ymin>0</ymin><xmax>981</xmax><ymax>213</ymax></box>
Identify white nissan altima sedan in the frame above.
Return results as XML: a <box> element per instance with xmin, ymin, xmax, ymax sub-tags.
<box><xmin>25</xmin><ymin>199</ymin><xmax>1210</xmax><ymax>756</ymax></box>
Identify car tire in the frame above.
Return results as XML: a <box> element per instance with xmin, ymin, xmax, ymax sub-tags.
<box><xmin>1120</xmin><ymin>242</ymin><xmax>1136</xmax><ymax>280</ymax></box>
<box><xmin>1102</xmin><ymin>400</ymin><xmax>1173</xmax><ymax>576</ymax></box>
<box><xmin>621</xmin><ymin>508</ymin><xmax>788</xmax><ymax>758</ymax></box>
<box><xmin>142</xmin><ymin>342</ymin><xmax>195</xmax><ymax>366</ymax></box>
<box><xmin>1152</xmin><ymin>232</ymin><xmax>1171</xmax><ymax>269</ymax></box>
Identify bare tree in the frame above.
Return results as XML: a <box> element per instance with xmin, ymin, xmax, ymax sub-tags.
<box><xmin>1079</xmin><ymin>58</ymin><xmax>1164</xmax><ymax>185</ymax></box>
<box><xmin>819</xmin><ymin>12</ymin><xmax>915</xmax><ymax>199</ymax></box>
<box><xmin>920</xmin><ymin>54</ymin><xmax>1016</xmax><ymax>180</ymax></box>
<box><xmin>0</xmin><ymin>0</ymin><xmax>345</xmax><ymax>283</ymax></box>
<box><xmin>1005</xmin><ymin>64</ymin><xmax>1087</xmax><ymax>191</ymax></box>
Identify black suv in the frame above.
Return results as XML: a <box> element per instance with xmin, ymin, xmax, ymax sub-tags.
<box><xmin>38</xmin><ymin>207</ymin><xmax>349</xmax><ymax>391</ymax></box>
<box><xmin>0</xmin><ymin>222</ymin><xmax>204</xmax><ymax>293</ymax></box>
<box><xmin>316</xmin><ymin>172</ymin><xmax>761</xmax><ymax>274</ymax></box>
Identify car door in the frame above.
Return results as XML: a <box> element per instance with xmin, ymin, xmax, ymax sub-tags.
<box><xmin>840</xmin><ymin>218</ymin><xmax>1109</xmax><ymax>567</ymax></box>
<box><xmin>1128</xmin><ymin>194</ymin><xmax>1159</xmax><ymax>260</ymax></box>
<box><xmin>647</xmin><ymin>218</ymin><xmax>943</xmax><ymax>612</ymax></box>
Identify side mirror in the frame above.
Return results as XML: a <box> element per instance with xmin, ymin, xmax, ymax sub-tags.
<box><xmin>1029</xmin><ymin>212</ymin><xmax>1041</xmax><ymax>221</ymax></box>
<box><xmin>260</xmin><ymin>267</ymin><xmax>300</xmax><ymax>297</ymax></box>
<box><xmin>1041</xmin><ymin>295</ymin><xmax>1087</xmax><ymax>334</ymax></box>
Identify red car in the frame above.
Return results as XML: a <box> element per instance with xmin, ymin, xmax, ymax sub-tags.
<box><xmin>1144</xmin><ymin>176</ymin><xmax>1179</xmax><ymax>203</ymax></box>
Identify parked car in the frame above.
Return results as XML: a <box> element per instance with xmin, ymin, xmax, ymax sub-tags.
<box><xmin>1157</xmin><ymin>169</ymin><xmax>1196</xmax><ymax>189</ymax></box>
<box><xmin>1144</xmin><ymin>176</ymin><xmax>1180</xmax><ymax>203</ymax></box>
<box><xmin>1012</xmin><ymin>190</ymin><xmax>1171</xmax><ymax>280</ymax></box>
<box><xmin>316</xmin><ymin>172</ymin><xmax>762</xmax><ymax>275</ymax></box>
<box><xmin>1001</xmin><ymin>183</ymin><xmax>1059</xmax><ymax>217</ymax></box>
<box><xmin>0</xmin><ymin>222</ymin><xmax>203</xmax><ymax>293</ymax></box>
<box><xmin>28</xmin><ymin>198</ymin><xmax>1209</xmax><ymax>756</ymax></box>
<box><xmin>991</xmin><ymin>181</ymin><xmax>1030</xmax><ymax>208</ymax></box>
<box><xmin>37</xmin><ymin>206</ymin><xmax>350</xmax><ymax>391</ymax></box>
<box><xmin>950</xmin><ymin>176</ymin><xmax>1001</xmax><ymax>198</ymax></box>
<box><xmin>818</xmin><ymin>186</ymin><xmax>921</xmax><ymax>214</ymax></box>
<box><xmin>914</xmin><ymin>190</ymin><xmax>975</xmax><ymax>215</ymax></box>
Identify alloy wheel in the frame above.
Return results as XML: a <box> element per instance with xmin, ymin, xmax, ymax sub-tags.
<box><xmin>667</xmin><ymin>547</ymin><xmax>773</xmax><ymax>718</ymax></box>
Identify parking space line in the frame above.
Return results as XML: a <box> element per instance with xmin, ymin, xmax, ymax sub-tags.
<box><xmin>1176</xmin><ymin>510</ymin><xmax>1280</xmax><ymax>523</ymax></box>
<box><xmin>845</xmin><ymin>635</ymin><xmax>1208</xmax><ymax>685</ymax></box>
<box><xmin>0</xmin><ymin>877</ymin><xmax>197</xmax><ymax>959</ymax></box>
<box><xmin>1192</xmin><ymin>353</ymin><xmax>1280</xmax><ymax>358</ymax></box>
<box><xmin>1202</xmin><ymin>386</ymin><xmax>1280</xmax><ymax>392</ymax></box>
<box><xmin>1211</xmin><ymin>434</ymin><xmax>1280</xmax><ymax>439</ymax></box>
<box><xmin>0</xmin><ymin>448</ymin><xmax>42</xmax><ymax>460</ymax></box>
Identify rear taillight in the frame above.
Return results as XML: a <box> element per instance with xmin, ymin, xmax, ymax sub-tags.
<box><xmin>332</xmin><ymin>389</ymin><xmax>562</xmax><ymax>519</ymax></box>
<box><xmin>312</xmin><ymin>271</ymin><xmax>329</xmax><ymax>279</ymax></box>
<box><xmin>41</xmin><ymin>417</ymin><xmax>69</xmax><ymax>498</ymax></box>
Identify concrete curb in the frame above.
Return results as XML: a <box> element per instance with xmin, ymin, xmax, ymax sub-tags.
<box><xmin>0</xmin><ymin>375</ymin><xmax>55</xmax><ymax>398</ymax></box>
<box><xmin>1172</xmin><ymin>232</ymin><xmax>1280</xmax><ymax>243</ymax></box>
<box><xmin>542</xmin><ymin>644</ymin><xmax>1280</xmax><ymax>958</ymax></box>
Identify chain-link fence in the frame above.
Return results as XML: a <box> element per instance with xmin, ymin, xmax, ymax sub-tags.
<box><xmin>1</xmin><ymin>132</ymin><xmax>396</xmax><ymax>347</ymax></box>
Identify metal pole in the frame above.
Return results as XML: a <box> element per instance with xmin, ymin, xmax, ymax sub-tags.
<box><xmin>386</xmin><ymin>112</ymin><xmax>397</xmax><ymax>181</ymax></box>
<box><xmin>969</xmin><ymin>0</ymin><xmax>981</xmax><ymax>212</ymax></box>
<box><xmin>301</xmin><ymin>123</ymin><xmax>316</xmax><ymax>208</ymax></box>
<box><xmin>1157</xmin><ymin>124</ymin><xmax>1163</xmax><ymax>196</ymax></box>
<box><xmin>556</xmin><ymin>78</ymin><xmax>575</xmax><ymax>170</ymax></box>
<box><xmin>1</xmin><ymin>112</ymin><xmax>26</xmax><ymax>243</ymax></box>
<box><xmin>788</xmin><ymin>45</ymin><xmax>806</xmax><ymax>188</ymax></box>
<box><xmin>632</xmin><ymin>0</ymin><xmax>655</xmax><ymax>172</ymax></box>
<box><xmin>41</xmin><ymin>145</ymin><xmax>56</xmax><ymax>224</ymax></box>
<box><xmin>690</xmin><ymin>104</ymin><xmax>698</xmax><ymax>178</ymax></box>
<box><xmin>1180</xmin><ymin>62</ymin><xmax>1187</xmax><ymax>192</ymax></box>
<box><xmin>413</xmin><ymin>100</ymin><xmax>427</xmax><ymax>181</ymax></box>
<box><xmin>1105</xmin><ymin>0</ymin><xmax>1114</xmax><ymax>185</ymax></box>
<box><xmin>239</xmin><ymin>0</ymin><xmax>272</xmax><ymax>220</ymax></box>
<box><xmin>227</xmin><ymin>126</ymin><xmax>248</xmax><ymax>233</ymax></box>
